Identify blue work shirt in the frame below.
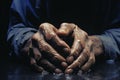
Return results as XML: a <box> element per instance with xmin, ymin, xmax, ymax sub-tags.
<box><xmin>7</xmin><ymin>0</ymin><xmax>120</xmax><ymax>60</ymax></box>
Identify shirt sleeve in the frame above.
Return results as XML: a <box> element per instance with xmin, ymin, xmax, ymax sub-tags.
<box><xmin>7</xmin><ymin>0</ymin><xmax>42</xmax><ymax>56</ymax></box>
<box><xmin>98</xmin><ymin>28</ymin><xmax>120</xmax><ymax>60</ymax></box>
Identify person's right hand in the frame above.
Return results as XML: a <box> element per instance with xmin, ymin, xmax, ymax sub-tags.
<box><xmin>21</xmin><ymin>23</ymin><xmax>70</xmax><ymax>73</ymax></box>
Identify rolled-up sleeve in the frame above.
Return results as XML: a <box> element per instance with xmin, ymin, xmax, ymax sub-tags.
<box><xmin>98</xmin><ymin>28</ymin><xmax>120</xmax><ymax>60</ymax></box>
<box><xmin>7</xmin><ymin>23</ymin><xmax>37</xmax><ymax>55</ymax></box>
<box><xmin>7</xmin><ymin>0</ymin><xmax>39</xmax><ymax>56</ymax></box>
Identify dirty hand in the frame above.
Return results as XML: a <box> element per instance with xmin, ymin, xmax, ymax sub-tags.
<box><xmin>21</xmin><ymin>23</ymin><xmax>70</xmax><ymax>73</ymax></box>
<box><xmin>57</xmin><ymin>23</ymin><xmax>104</xmax><ymax>74</ymax></box>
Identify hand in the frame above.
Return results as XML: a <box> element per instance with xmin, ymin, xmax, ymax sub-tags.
<box><xmin>57</xmin><ymin>23</ymin><xmax>103</xmax><ymax>74</ymax></box>
<box><xmin>57</xmin><ymin>23</ymin><xmax>88</xmax><ymax>64</ymax></box>
<box><xmin>21</xmin><ymin>23</ymin><xmax>70</xmax><ymax>73</ymax></box>
<box><xmin>65</xmin><ymin>35</ymin><xmax>103</xmax><ymax>74</ymax></box>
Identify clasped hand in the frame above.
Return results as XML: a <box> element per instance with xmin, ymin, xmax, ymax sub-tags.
<box><xmin>21</xmin><ymin>23</ymin><xmax>103</xmax><ymax>74</ymax></box>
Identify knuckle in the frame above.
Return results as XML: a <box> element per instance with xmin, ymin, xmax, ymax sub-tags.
<box><xmin>61</xmin><ymin>23</ymin><xmax>69</xmax><ymax>26</ymax></box>
<box><xmin>50</xmin><ymin>32</ymin><xmax>56</xmax><ymax>37</ymax></box>
<box><xmin>31</xmin><ymin>32</ymin><xmax>44</xmax><ymax>43</ymax></box>
<box><xmin>47</xmin><ymin>32</ymin><xmax>56</xmax><ymax>40</ymax></box>
<box><xmin>39</xmin><ymin>23</ymin><xmax>54</xmax><ymax>30</ymax></box>
<box><xmin>77</xmin><ymin>59</ymin><xmax>82</xmax><ymax>65</ymax></box>
<box><xmin>39</xmin><ymin>23</ymin><xmax>50</xmax><ymax>28</ymax></box>
<box><xmin>54</xmin><ymin>53</ymin><xmax>59</xmax><ymax>57</ymax></box>
<box><xmin>84</xmin><ymin>49</ymin><xmax>89</xmax><ymax>54</ymax></box>
<box><xmin>82</xmin><ymin>31</ymin><xmax>88</xmax><ymax>37</ymax></box>
<box><xmin>89</xmin><ymin>56</ymin><xmax>95</xmax><ymax>63</ymax></box>
<box><xmin>71</xmin><ymin>48</ymin><xmax>81</xmax><ymax>57</ymax></box>
<box><xmin>31</xmin><ymin>33</ymin><xmax>38</xmax><ymax>41</ymax></box>
<box><xmin>83</xmin><ymin>49</ymin><xmax>90</xmax><ymax>58</ymax></box>
<box><xmin>69</xmin><ymin>23</ymin><xmax>76</xmax><ymax>28</ymax></box>
<box><xmin>40</xmin><ymin>43</ymin><xmax>49</xmax><ymax>51</ymax></box>
<box><xmin>76</xmin><ymin>40</ymin><xmax>81</xmax><ymax>43</ymax></box>
<box><xmin>74</xmin><ymin>51</ymin><xmax>80</xmax><ymax>57</ymax></box>
<box><xmin>61</xmin><ymin>23</ymin><xmax>76</xmax><ymax>28</ymax></box>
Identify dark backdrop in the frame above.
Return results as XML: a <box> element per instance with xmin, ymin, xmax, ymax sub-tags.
<box><xmin>0</xmin><ymin>0</ymin><xmax>12</xmax><ymax>59</ymax></box>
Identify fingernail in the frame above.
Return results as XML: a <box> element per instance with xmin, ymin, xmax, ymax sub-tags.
<box><xmin>65</xmin><ymin>69</ymin><xmax>73</xmax><ymax>74</ymax></box>
<box><xmin>66</xmin><ymin>56</ymin><xmax>74</xmax><ymax>64</ymax></box>
<box><xmin>55</xmin><ymin>68</ymin><xmax>62</xmax><ymax>74</ymax></box>
<box><xmin>61</xmin><ymin>62</ymin><xmax>68</xmax><ymax>68</ymax></box>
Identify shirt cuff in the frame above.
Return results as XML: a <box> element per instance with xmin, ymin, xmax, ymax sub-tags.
<box><xmin>97</xmin><ymin>35</ymin><xmax>118</xmax><ymax>60</ymax></box>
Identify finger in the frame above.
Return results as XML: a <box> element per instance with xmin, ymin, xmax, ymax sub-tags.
<box><xmin>81</xmin><ymin>53</ymin><xmax>95</xmax><ymax>72</ymax></box>
<box><xmin>38</xmin><ymin>40</ymin><xmax>66</xmax><ymax>62</ymax></box>
<box><xmin>38</xmin><ymin>40</ymin><xmax>69</xmax><ymax>69</ymax></box>
<box><xmin>32</xmin><ymin>31</ymin><xmax>67</xmax><ymax>66</ymax></box>
<box><xmin>20</xmin><ymin>39</ymin><xmax>32</xmax><ymax>56</ymax></box>
<box><xmin>66</xmin><ymin>39</ymin><xmax>82</xmax><ymax>64</ymax></box>
<box><xmin>50</xmin><ymin>33</ymin><xmax>70</xmax><ymax>53</ymax></box>
<box><xmin>39</xmin><ymin>59</ymin><xmax>62</xmax><ymax>73</ymax></box>
<box><xmin>67</xmin><ymin>27</ymin><xmax>88</xmax><ymax>64</ymax></box>
<box><xmin>29</xmin><ymin>47</ymin><xmax>44</xmax><ymax>72</ymax></box>
<box><xmin>30</xmin><ymin>57</ymin><xmax>44</xmax><ymax>73</ymax></box>
<box><xmin>65</xmin><ymin>49</ymin><xmax>89</xmax><ymax>74</ymax></box>
<box><xmin>71</xmin><ymin>27</ymin><xmax>87</xmax><ymax>54</ymax></box>
<box><xmin>57</xmin><ymin>23</ymin><xmax>76</xmax><ymax>36</ymax></box>
<box><xmin>36</xmin><ymin>31</ymin><xmax>66</xmax><ymax>62</ymax></box>
<box><xmin>32</xmin><ymin>47</ymin><xmax>41</xmax><ymax>61</ymax></box>
<box><xmin>39</xmin><ymin>23</ymin><xmax>70</xmax><ymax>53</ymax></box>
<box><xmin>29</xmin><ymin>44</ymin><xmax>62</xmax><ymax>73</ymax></box>
<box><xmin>29</xmin><ymin>47</ymin><xmax>41</xmax><ymax>59</ymax></box>
<box><xmin>39</xmin><ymin>23</ymin><xmax>57</xmax><ymax>40</ymax></box>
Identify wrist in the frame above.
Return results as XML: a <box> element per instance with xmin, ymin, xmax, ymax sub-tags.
<box><xmin>88</xmin><ymin>35</ymin><xmax>104</xmax><ymax>56</ymax></box>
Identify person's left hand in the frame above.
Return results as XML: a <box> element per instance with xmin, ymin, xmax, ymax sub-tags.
<box><xmin>57</xmin><ymin>23</ymin><xmax>104</xmax><ymax>74</ymax></box>
<box><xmin>65</xmin><ymin>36</ymin><xmax>104</xmax><ymax>73</ymax></box>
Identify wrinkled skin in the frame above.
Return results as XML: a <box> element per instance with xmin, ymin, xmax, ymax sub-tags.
<box><xmin>21</xmin><ymin>23</ymin><xmax>104</xmax><ymax>74</ymax></box>
<box><xmin>21</xmin><ymin>23</ymin><xmax>70</xmax><ymax>73</ymax></box>
<box><xmin>57</xmin><ymin>23</ymin><xmax>104</xmax><ymax>74</ymax></box>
